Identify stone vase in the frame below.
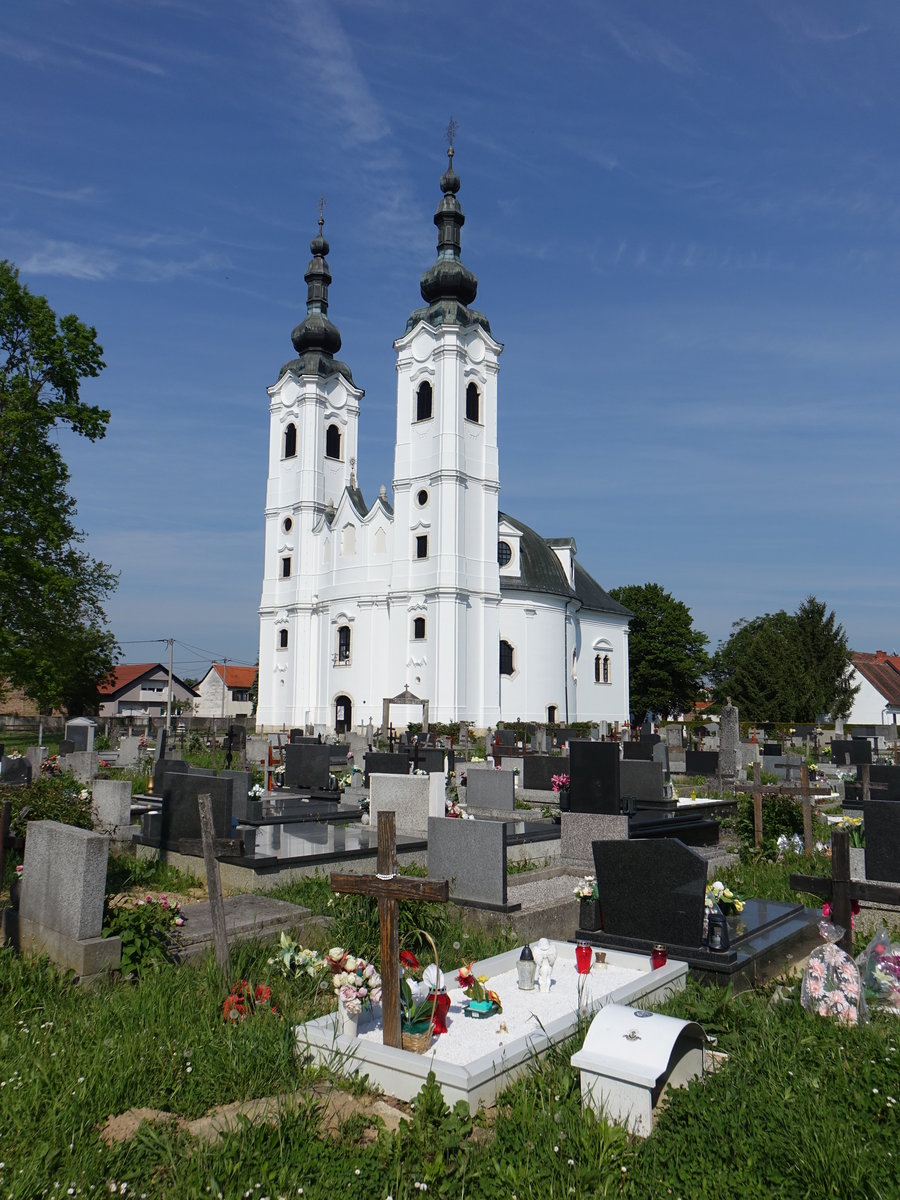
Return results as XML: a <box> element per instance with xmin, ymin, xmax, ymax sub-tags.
<box><xmin>557</xmin><ymin>788</ymin><xmax>570</xmax><ymax>812</ymax></box>
<box><xmin>579</xmin><ymin>896</ymin><xmax>601</xmax><ymax>932</ymax></box>
<box><xmin>337</xmin><ymin>997</ymin><xmax>358</xmax><ymax>1038</ymax></box>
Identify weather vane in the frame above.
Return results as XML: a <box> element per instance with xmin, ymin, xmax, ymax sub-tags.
<box><xmin>318</xmin><ymin>194</ymin><xmax>326</xmax><ymax>227</ymax></box>
<box><xmin>446</xmin><ymin>117</ymin><xmax>458</xmax><ymax>153</ymax></box>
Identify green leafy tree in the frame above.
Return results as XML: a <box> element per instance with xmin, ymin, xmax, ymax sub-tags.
<box><xmin>709</xmin><ymin>596</ymin><xmax>857</xmax><ymax>722</ymax></box>
<box><xmin>0</xmin><ymin>260</ymin><xmax>118</xmax><ymax>713</ymax></box>
<box><xmin>607</xmin><ymin>582</ymin><xmax>709</xmax><ymax>725</ymax></box>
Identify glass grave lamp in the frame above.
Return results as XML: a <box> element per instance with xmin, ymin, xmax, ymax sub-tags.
<box><xmin>517</xmin><ymin>943</ymin><xmax>536</xmax><ymax>990</ymax></box>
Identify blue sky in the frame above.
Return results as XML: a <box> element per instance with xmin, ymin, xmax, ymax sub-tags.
<box><xmin>3</xmin><ymin>0</ymin><xmax>898</xmax><ymax>679</ymax></box>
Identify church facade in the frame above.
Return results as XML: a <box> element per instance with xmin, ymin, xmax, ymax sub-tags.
<box><xmin>257</xmin><ymin>151</ymin><xmax>631</xmax><ymax>733</ymax></box>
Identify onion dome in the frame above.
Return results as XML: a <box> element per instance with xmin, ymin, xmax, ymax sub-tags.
<box><xmin>406</xmin><ymin>147</ymin><xmax>491</xmax><ymax>334</ymax></box>
<box><xmin>279</xmin><ymin>213</ymin><xmax>355</xmax><ymax>384</ymax></box>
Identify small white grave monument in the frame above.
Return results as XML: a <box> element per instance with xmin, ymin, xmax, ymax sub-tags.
<box><xmin>571</xmin><ymin>1004</ymin><xmax>705</xmax><ymax>1137</ymax></box>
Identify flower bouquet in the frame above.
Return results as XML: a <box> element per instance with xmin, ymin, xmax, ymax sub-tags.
<box><xmin>705</xmin><ymin>881</ymin><xmax>744</xmax><ymax>915</ymax></box>
<box><xmin>268</xmin><ymin>933</ymin><xmax>327</xmax><ymax>982</ymax></box>
<box><xmin>223</xmin><ymin>981</ymin><xmax>278</xmax><ymax>1022</ymax></box>
<box><xmin>573</xmin><ymin>874</ymin><xmax>598</xmax><ymax>899</ymax></box>
<box><xmin>327</xmin><ymin>946</ymin><xmax>382</xmax><ymax>1018</ymax></box>
<box><xmin>551</xmin><ymin>773</ymin><xmax>570</xmax><ymax>794</ymax></box>
<box><xmin>457</xmin><ymin>962</ymin><xmax>502</xmax><ymax>1018</ymax></box>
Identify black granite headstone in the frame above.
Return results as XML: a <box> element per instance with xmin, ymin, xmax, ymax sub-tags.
<box><xmin>495</xmin><ymin>729</ymin><xmax>516</xmax><ymax>746</ymax></box>
<box><xmin>521</xmin><ymin>754</ymin><xmax>570</xmax><ymax>791</ymax></box>
<box><xmin>227</xmin><ymin>724</ymin><xmax>247</xmax><ymax>752</ymax></box>
<box><xmin>620</xmin><ymin>760</ymin><xmax>667</xmax><ymax>808</ymax></box>
<box><xmin>161</xmin><ymin>774</ymin><xmax>233</xmax><ymax>845</ymax></box>
<box><xmin>831</xmin><ymin>739</ymin><xmax>872</xmax><ymax>766</ymax></box>
<box><xmin>593</xmin><ymin>838</ymin><xmax>707</xmax><ymax>946</ymax></box>
<box><xmin>153</xmin><ymin>758</ymin><xmax>190</xmax><ymax>795</ymax></box>
<box><xmin>863</xmin><ymin>799</ymin><xmax>900</xmax><ymax>883</ymax></box>
<box><xmin>569</xmin><ymin>741</ymin><xmax>620</xmax><ymax>814</ymax></box>
<box><xmin>418</xmin><ymin>748</ymin><xmax>446</xmax><ymax>775</ymax></box>
<box><xmin>219</xmin><ymin>769</ymin><xmax>252</xmax><ymax>819</ymax></box>
<box><xmin>551</xmin><ymin>727</ymin><xmax>581</xmax><ymax>749</ymax></box>
<box><xmin>762</xmin><ymin>743</ymin><xmax>781</xmax><ymax>758</ymax></box>
<box><xmin>641</xmin><ymin>733</ymin><xmax>661</xmax><ymax>747</ymax></box>
<box><xmin>869</xmin><ymin>765</ymin><xmax>900</xmax><ymax>801</ymax></box>
<box><xmin>0</xmin><ymin>756</ymin><xmax>32</xmax><ymax>786</ymax></box>
<box><xmin>685</xmin><ymin>750</ymin><xmax>720</xmax><ymax>776</ymax></box>
<box><xmin>58</xmin><ymin>740</ymin><xmax>75</xmax><ymax>757</ymax></box>
<box><xmin>622</xmin><ymin>741</ymin><xmax>653</xmax><ymax>761</ymax></box>
<box><xmin>364</xmin><ymin>751</ymin><xmax>411</xmax><ymax>786</ymax></box>
<box><xmin>652</xmin><ymin>741</ymin><xmax>670</xmax><ymax>780</ymax></box>
<box><xmin>284</xmin><ymin>743</ymin><xmax>332</xmax><ymax>789</ymax></box>
<box><xmin>65</xmin><ymin>723</ymin><xmax>91</xmax><ymax>752</ymax></box>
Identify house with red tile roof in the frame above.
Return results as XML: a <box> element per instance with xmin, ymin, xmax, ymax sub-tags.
<box><xmin>847</xmin><ymin>651</ymin><xmax>900</xmax><ymax>726</ymax></box>
<box><xmin>98</xmin><ymin>663</ymin><xmax>199</xmax><ymax>719</ymax></box>
<box><xmin>194</xmin><ymin>663</ymin><xmax>257</xmax><ymax>718</ymax></box>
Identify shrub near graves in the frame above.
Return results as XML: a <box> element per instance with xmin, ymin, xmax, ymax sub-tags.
<box><xmin>735</xmin><ymin>790</ymin><xmax>804</xmax><ymax>858</ymax></box>
<box><xmin>6</xmin><ymin>771</ymin><xmax>93</xmax><ymax>835</ymax></box>
<box><xmin>102</xmin><ymin>894</ymin><xmax>184</xmax><ymax>977</ymax></box>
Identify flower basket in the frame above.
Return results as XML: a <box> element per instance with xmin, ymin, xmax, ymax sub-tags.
<box><xmin>401</xmin><ymin>1018</ymin><xmax>434</xmax><ymax>1053</ymax></box>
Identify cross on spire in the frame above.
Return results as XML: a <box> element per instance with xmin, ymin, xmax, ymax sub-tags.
<box><xmin>446</xmin><ymin>116</ymin><xmax>458</xmax><ymax>157</ymax></box>
<box><xmin>317</xmin><ymin>194</ymin><xmax>326</xmax><ymax>229</ymax></box>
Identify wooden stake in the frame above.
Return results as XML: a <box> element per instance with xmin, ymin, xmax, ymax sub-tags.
<box><xmin>198</xmin><ymin>794</ymin><xmax>230</xmax><ymax>981</ymax></box>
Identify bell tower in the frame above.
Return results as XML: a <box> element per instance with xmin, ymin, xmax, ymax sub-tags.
<box><xmin>389</xmin><ymin>139</ymin><xmax>503</xmax><ymax>725</ymax></box>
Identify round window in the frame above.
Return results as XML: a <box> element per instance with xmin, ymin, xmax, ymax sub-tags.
<box><xmin>497</xmin><ymin>540</ymin><xmax>512</xmax><ymax>567</ymax></box>
<box><xmin>282</xmin><ymin>517</ymin><xmax>293</xmax><ymax>533</ymax></box>
<box><xmin>416</xmin><ymin>489</ymin><xmax>429</xmax><ymax>507</ymax></box>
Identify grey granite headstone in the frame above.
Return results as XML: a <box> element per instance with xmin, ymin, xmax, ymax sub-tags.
<box><xmin>560</xmin><ymin>812</ymin><xmax>628</xmax><ymax>871</ymax></box>
<box><xmin>116</xmin><ymin>736</ymin><xmax>142</xmax><ymax>767</ymax></box>
<box><xmin>370</xmin><ymin>773</ymin><xmax>442</xmax><ymax>835</ymax></box>
<box><xmin>593</xmin><ymin>838</ymin><xmax>707</xmax><ymax>947</ymax></box>
<box><xmin>153</xmin><ymin>758</ymin><xmax>190</xmax><ymax>795</ymax></box>
<box><xmin>283</xmin><ymin>743</ymin><xmax>332</xmax><ymax>789</ymax></box>
<box><xmin>20</xmin><ymin>820</ymin><xmax>109</xmax><ymax>942</ymax></box>
<box><xmin>719</xmin><ymin>702</ymin><xmax>740</xmax><ymax>788</ymax></box>
<box><xmin>620</xmin><ymin>760</ymin><xmax>666</xmax><ymax>807</ymax></box>
<box><xmin>161</xmin><ymin>774</ymin><xmax>233</xmax><ymax>844</ymax></box>
<box><xmin>665</xmin><ymin>725</ymin><xmax>684</xmax><ymax>750</ymax></box>
<box><xmin>219</xmin><ymin>770</ymin><xmax>252</xmax><ymax>820</ymax></box>
<box><xmin>427</xmin><ymin>816</ymin><xmax>508</xmax><ymax>906</ymax></box>
<box><xmin>66</xmin><ymin>751</ymin><xmax>99</xmax><ymax>784</ymax></box>
<box><xmin>863</xmin><ymin>800</ymin><xmax>900</xmax><ymax>883</ymax></box>
<box><xmin>25</xmin><ymin>746</ymin><xmax>48</xmax><ymax>775</ymax></box>
<box><xmin>91</xmin><ymin>779</ymin><xmax>133</xmax><ymax>834</ymax></box>
<box><xmin>569</xmin><ymin>741</ymin><xmax>620</xmax><ymax>814</ymax></box>
<box><xmin>1</xmin><ymin>756</ymin><xmax>32</xmax><ymax>786</ymax></box>
<box><xmin>652</xmin><ymin>741</ymin><xmax>670</xmax><ymax>779</ymax></box>
<box><xmin>466</xmin><ymin>768</ymin><xmax>516</xmax><ymax>810</ymax></box>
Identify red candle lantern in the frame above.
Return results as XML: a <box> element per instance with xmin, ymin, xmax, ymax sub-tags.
<box><xmin>429</xmin><ymin>991</ymin><xmax>451</xmax><ymax>1034</ymax></box>
<box><xmin>575</xmin><ymin>942</ymin><xmax>593</xmax><ymax>974</ymax></box>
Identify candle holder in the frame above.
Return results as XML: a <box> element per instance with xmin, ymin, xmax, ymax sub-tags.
<box><xmin>575</xmin><ymin>942</ymin><xmax>593</xmax><ymax>974</ymax></box>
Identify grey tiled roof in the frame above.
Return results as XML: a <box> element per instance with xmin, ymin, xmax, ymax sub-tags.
<box><xmin>498</xmin><ymin>511</ymin><xmax>631</xmax><ymax>618</ymax></box>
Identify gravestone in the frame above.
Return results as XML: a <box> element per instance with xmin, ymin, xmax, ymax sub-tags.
<box><xmin>91</xmin><ymin>779</ymin><xmax>134</xmax><ymax>839</ymax></box>
<box><xmin>153</xmin><ymin>758</ymin><xmax>190</xmax><ymax>795</ymax></box>
<box><xmin>369</xmin><ymin>772</ymin><xmax>442</xmax><ymax>835</ymax></box>
<box><xmin>593</xmin><ymin>839</ymin><xmax>707</xmax><ymax>947</ymax></box>
<box><xmin>227</xmin><ymin>724</ymin><xmax>247</xmax><ymax>753</ymax></box>
<box><xmin>466</xmin><ymin>768</ymin><xmax>516</xmax><ymax>810</ymax></box>
<box><xmin>160</xmin><ymin>775</ymin><xmax>234</xmax><ymax>845</ymax></box>
<box><xmin>620</xmin><ymin>760</ymin><xmax>667</xmax><ymax>808</ymax></box>
<box><xmin>427</xmin><ymin>816</ymin><xmax>512</xmax><ymax>908</ymax></box>
<box><xmin>831</xmin><ymin>740</ymin><xmax>872</xmax><ymax>767</ymax></box>
<box><xmin>862</xmin><ymin>800</ymin><xmax>900</xmax><ymax>883</ymax></box>
<box><xmin>283</xmin><ymin>743</ymin><xmax>332</xmax><ymax>789</ymax></box>
<box><xmin>522</xmin><ymin>754</ymin><xmax>570</xmax><ymax>792</ymax></box>
<box><xmin>495</xmin><ymin>729</ymin><xmax>516</xmax><ymax>747</ymax></box>
<box><xmin>58</xmin><ymin>740</ymin><xmax>75</xmax><ymax>757</ymax></box>
<box><xmin>869</xmin><ymin>765</ymin><xmax>900</xmax><ymax>801</ymax></box>
<box><xmin>67</xmin><ymin>751</ymin><xmax>99</xmax><ymax>784</ymax></box>
<box><xmin>652</xmin><ymin>741</ymin><xmax>670</xmax><ymax>779</ymax></box>
<box><xmin>364</xmin><ymin>751</ymin><xmax>411</xmax><ymax>785</ymax></box>
<box><xmin>718</xmin><ymin>702</ymin><xmax>740</xmax><ymax>789</ymax></box>
<box><xmin>622</xmin><ymin>741</ymin><xmax>653</xmax><ymax>761</ymax></box>
<box><xmin>560</xmin><ymin>812</ymin><xmax>628</xmax><ymax>871</ymax></box>
<box><xmin>762</xmin><ymin>743</ymin><xmax>782</xmax><ymax>758</ymax></box>
<box><xmin>1</xmin><ymin>756</ymin><xmax>33</xmax><ymax>786</ymax></box>
<box><xmin>684</xmin><ymin>750</ymin><xmax>719</xmax><ymax>777</ymax></box>
<box><xmin>219</xmin><ymin>770</ymin><xmax>252</xmax><ymax>820</ymax></box>
<box><xmin>25</xmin><ymin>746</ymin><xmax>48</xmax><ymax>775</ymax></box>
<box><xmin>65</xmin><ymin>718</ymin><xmax>96</xmax><ymax>754</ymax></box>
<box><xmin>569</xmin><ymin>741</ymin><xmax>620</xmax><ymax>814</ymax></box>
<box><xmin>741</xmin><ymin>743</ymin><xmax>760</xmax><ymax>770</ymax></box>
<box><xmin>17</xmin><ymin>820</ymin><xmax>121</xmax><ymax>979</ymax></box>
<box><xmin>418</xmin><ymin>747</ymin><xmax>446</xmax><ymax>776</ymax></box>
<box><xmin>116</xmin><ymin>735</ymin><xmax>142</xmax><ymax>767</ymax></box>
<box><xmin>665</xmin><ymin>725</ymin><xmax>684</xmax><ymax>750</ymax></box>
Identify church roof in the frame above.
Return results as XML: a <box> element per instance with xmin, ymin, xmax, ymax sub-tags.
<box><xmin>499</xmin><ymin>512</ymin><xmax>632</xmax><ymax>618</ymax></box>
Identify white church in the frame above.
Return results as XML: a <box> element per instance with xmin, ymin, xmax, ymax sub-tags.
<box><xmin>257</xmin><ymin>149</ymin><xmax>631</xmax><ymax>734</ymax></box>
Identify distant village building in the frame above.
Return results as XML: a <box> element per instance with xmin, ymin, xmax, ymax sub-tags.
<box><xmin>257</xmin><ymin>148</ymin><xmax>631</xmax><ymax>733</ymax></box>
<box><xmin>193</xmin><ymin>664</ymin><xmax>257</xmax><ymax>718</ymax></box>
<box><xmin>98</xmin><ymin>664</ymin><xmax>198</xmax><ymax>719</ymax></box>
<box><xmin>847</xmin><ymin>651</ymin><xmax>900</xmax><ymax>726</ymax></box>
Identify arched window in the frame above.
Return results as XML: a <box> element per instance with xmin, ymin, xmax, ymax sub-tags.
<box><xmin>499</xmin><ymin>639</ymin><xmax>514</xmax><ymax>676</ymax></box>
<box><xmin>603</xmin><ymin>655</ymin><xmax>610</xmax><ymax>684</ymax></box>
<box><xmin>594</xmin><ymin>654</ymin><xmax>601</xmax><ymax>683</ymax></box>
<box><xmin>416</xmin><ymin>381</ymin><xmax>433</xmax><ymax>422</ymax></box>
<box><xmin>465</xmin><ymin>382</ymin><xmax>480</xmax><ymax>423</ymax></box>
<box><xmin>341</xmin><ymin>524</ymin><xmax>356</xmax><ymax>556</ymax></box>
<box><xmin>337</xmin><ymin>625</ymin><xmax>351</xmax><ymax>664</ymax></box>
<box><xmin>325</xmin><ymin>423</ymin><xmax>341</xmax><ymax>459</ymax></box>
<box><xmin>413</xmin><ymin>617</ymin><xmax>426</xmax><ymax>640</ymax></box>
<box><xmin>547</xmin><ymin>705</ymin><xmax>557</xmax><ymax>724</ymax></box>
<box><xmin>283</xmin><ymin>423</ymin><xmax>297</xmax><ymax>459</ymax></box>
<box><xmin>278</xmin><ymin>628</ymin><xmax>289</xmax><ymax>650</ymax></box>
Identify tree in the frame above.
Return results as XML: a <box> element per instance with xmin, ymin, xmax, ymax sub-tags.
<box><xmin>0</xmin><ymin>260</ymin><xmax>119</xmax><ymax>713</ymax></box>
<box><xmin>607</xmin><ymin>582</ymin><xmax>709</xmax><ymax>725</ymax></box>
<box><xmin>709</xmin><ymin>595</ymin><xmax>857</xmax><ymax>722</ymax></box>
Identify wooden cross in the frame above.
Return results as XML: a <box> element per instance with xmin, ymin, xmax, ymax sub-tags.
<box><xmin>790</xmin><ymin>827</ymin><xmax>900</xmax><ymax>954</ymax></box>
<box><xmin>331</xmin><ymin>811</ymin><xmax>449</xmax><ymax>1048</ymax></box>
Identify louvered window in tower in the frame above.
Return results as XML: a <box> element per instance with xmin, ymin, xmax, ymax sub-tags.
<box><xmin>416</xmin><ymin>381</ymin><xmax>433</xmax><ymax>422</ymax></box>
<box><xmin>325</xmin><ymin>423</ymin><xmax>342</xmax><ymax>459</ymax></box>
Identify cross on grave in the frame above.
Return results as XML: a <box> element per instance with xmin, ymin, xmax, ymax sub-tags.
<box><xmin>790</xmin><ymin>828</ymin><xmax>900</xmax><ymax>954</ymax></box>
<box><xmin>330</xmin><ymin>810</ymin><xmax>449</xmax><ymax>1048</ymax></box>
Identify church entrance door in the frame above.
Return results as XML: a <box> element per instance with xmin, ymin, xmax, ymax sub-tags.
<box><xmin>335</xmin><ymin>694</ymin><xmax>352</xmax><ymax>735</ymax></box>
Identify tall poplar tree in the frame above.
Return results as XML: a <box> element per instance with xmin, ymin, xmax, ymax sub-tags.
<box><xmin>0</xmin><ymin>260</ymin><xmax>119</xmax><ymax>713</ymax></box>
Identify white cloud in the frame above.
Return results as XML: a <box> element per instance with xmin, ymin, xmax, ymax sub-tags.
<box><xmin>21</xmin><ymin>240</ymin><xmax>119</xmax><ymax>281</ymax></box>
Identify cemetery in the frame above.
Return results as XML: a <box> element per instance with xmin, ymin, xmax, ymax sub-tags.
<box><xmin>1</xmin><ymin>715</ymin><xmax>900</xmax><ymax>1197</ymax></box>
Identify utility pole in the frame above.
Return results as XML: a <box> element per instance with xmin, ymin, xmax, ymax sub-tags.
<box><xmin>166</xmin><ymin>637</ymin><xmax>174</xmax><ymax>735</ymax></box>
